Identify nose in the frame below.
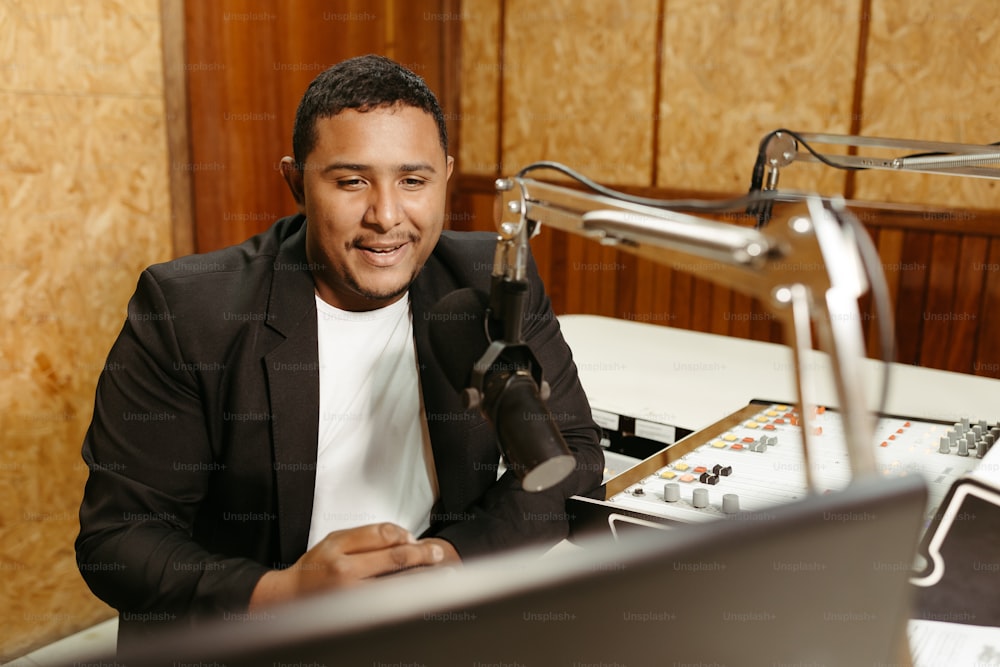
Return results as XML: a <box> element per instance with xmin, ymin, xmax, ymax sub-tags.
<box><xmin>363</xmin><ymin>184</ymin><xmax>404</xmax><ymax>231</ymax></box>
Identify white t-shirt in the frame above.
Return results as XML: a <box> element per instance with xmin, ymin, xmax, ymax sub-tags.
<box><xmin>306</xmin><ymin>293</ymin><xmax>437</xmax><ymax>549</ymax></box>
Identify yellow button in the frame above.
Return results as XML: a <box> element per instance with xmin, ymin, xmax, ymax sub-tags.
<box><xmin>660</xmin><ymin>470</ymin><xmax>677</xmax><ymax>479</ymax></box>
<box><xmin>711</xmin><ymin>440</ymin><xmax>727</xmax><ymax>448</ymax></box>
<box><xmin>756</xmin><ymin>415</ymin><xmax>769</xmax><ymax>423</ymax></box>
<box><xmin>745</xmin><ymin>421</ymin><xmax>760</xmax><ymax>429</ymax></box>
<box><xmin>722</xmin><ymin>433</ymin><xmax>738</xmax><ymax>442</ymax></box>
<box><xmin>776</xmin><ymin>404</ymin><xmax>789</xmax><ymax>411</ymax></box>
<box><xmin>673</xmin><ymin>462</ymin><xmax>690</xmax><ymax>471</ymax></box>
<box><xmin>766</xmin><ymin>411</ymin><xmax>778</xmax><ymax>417</ymax></box>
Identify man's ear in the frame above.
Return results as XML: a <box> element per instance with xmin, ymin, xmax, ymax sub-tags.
<box><xmin>446</xmin><ymin>155</ymin><xmax>455</xmax><ymax>181</ymax></box>
<box><xmin>279</xmin><ymin>156</ymin><xmax>305</xmax><ymax>213</ymax></box>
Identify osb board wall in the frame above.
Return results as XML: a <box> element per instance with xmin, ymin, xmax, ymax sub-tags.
<box><xmin>456</xmin><ymin>0</ymin><xmax>1000</xmax><ymax>378</ymax></box>
<box><xmin>853</xmin><ymin>0</ymin><xmax>1000</xmax><ymax>210</ymax></box>
<box><xmin>501</xmin><ymin>0</ymin><xmax>660</xmax><ymax>185</ymax></box>
<box><xmin>0</xmin><ymin>0</ymin><xmax>173</xmax><ymax>659</ymax></box>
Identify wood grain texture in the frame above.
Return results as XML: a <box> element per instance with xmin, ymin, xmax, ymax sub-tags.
<box><xmin>855</xmin><ymin>0</ymin><xmax>1000</xmax><ymax>210</ymax></box>
<box><xmin>657</xmin><ymin>0</ymin><xmax>861</xmax><ymax>194</ymax></box>
<box><xmin>501</xmin><ymin>0</ymin><xmax>660</xmax><ymax>184</ymax></box>
<box><xmin>0</xmin><ymin>0</ymin><xmax>169</xmax><ymax>658</ymax></box>
<box><xmin>458</xmin><ymin>1</ymin><xmax>502</xmax><ymax>175</ymax></box>
<box><xmin>185</xmin><ymin>0</ymin><xmax>451</xmax><ymax>252</ymax></box>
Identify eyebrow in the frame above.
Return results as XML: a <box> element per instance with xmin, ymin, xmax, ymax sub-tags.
<box><xmin>321</xmin><ymin>162</ymin><xmax>437</xmax><ymax>175</ymax></box>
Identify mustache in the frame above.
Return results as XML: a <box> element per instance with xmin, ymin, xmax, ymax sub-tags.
<box><xmin>352</xmin><ymin>232</ymin><xmax>420</xmax><ymax>247</ymax></box>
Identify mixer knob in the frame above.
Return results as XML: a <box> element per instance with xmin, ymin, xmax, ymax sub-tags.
<box><xmin>633</xmin><ymin>486</ymin><xmax>645</xmax><ymax>496</ymax></box>
<box><xmin>973</xmin><ymin>425</ymin><xmax>984</xmax><ymax>439</ymax></box>
<box><xmin>939</xmin><ymin>436</ymin><xmax>951</xmax><ymax>454</ymax></box>
<box><xmin>692</xmin><ymin>488</ymin><xmax>709</xmax><ymax>508</ymax></box>
<box><xmin>977</xmin><ymin>440</ymin><xmax>987</xmax><ymax>459</ymax></box>
<box><xmin>962</xmin><ymin>417</ymin><xmax>971</xmax><ymax>431</ymax></box>
<box><xmin>958</xmin><ymin>438</ymin><xmax>970</xmax><ymax>457</ymax></box>
<box><xmin>663</xmin><ymin>482</ymin><xmax>680</xmax><ymax>503</ymax></box>
<box><xmin>722</xmin><ymin>494</ymin><xmax>740</xmax><ymax>514</ymax></box>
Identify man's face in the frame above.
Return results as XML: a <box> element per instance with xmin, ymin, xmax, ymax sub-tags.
<box><xmin>288</xmin><ymin>105</ymin><xmax>454</xmax><ymax>311</ymax></box>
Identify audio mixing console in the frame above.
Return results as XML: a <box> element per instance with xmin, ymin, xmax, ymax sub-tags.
<box><xmin>571</xmin><ymin>400</ymin><xmax>998</xmax><ymax>535</ymax></box>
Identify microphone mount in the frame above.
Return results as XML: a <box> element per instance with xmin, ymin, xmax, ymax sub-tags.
<box><xmin>493</xmin><ymin>166</ymin><xmax>887</xmax><ymax>491</ymax></box>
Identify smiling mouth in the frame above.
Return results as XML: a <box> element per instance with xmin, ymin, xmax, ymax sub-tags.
<box><xmin>355</xmin><ymin>239</ymin><xmax>413</xmax><ymax>267</ymax></box>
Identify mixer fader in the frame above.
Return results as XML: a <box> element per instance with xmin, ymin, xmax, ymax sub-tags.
<box><xmin>578</xmin><ymin>401</ymin><xmax>997</xmax><ymax>531</ymax></box>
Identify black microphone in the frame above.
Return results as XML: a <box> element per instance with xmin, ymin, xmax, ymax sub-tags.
<box><xmin>428</xmin><ymin>287</ymin><xmax>576</xmax><ymax>492</ymax></box>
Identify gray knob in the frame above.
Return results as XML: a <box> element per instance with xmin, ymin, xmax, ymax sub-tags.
<box><xmin>977</xmin><ymin>440</ymin><xmax>987</xmax><ymax>459</ymax></box>
<box><xmin>722</xmin><ymin>493</ymin><xmax>740</xmax><ymax>514</ymax></box>
<box><xmin>958</xmin><ymin>437</ymin><xmax>970</xmax><ymax>457</ymax></box>
<box><xmin>663</xmin><ymin>483</ymin><xmax>680</xmax><ymax>503</ymax></box>
<box><xmin>692</xmin><ymin>488</ymin><xmax>709</xmax><ymax>509</ymax></box>
<box><xmin>939</xmin><ymin>436</ymin><xmax>951</xmax><ymax>454</ymax></box>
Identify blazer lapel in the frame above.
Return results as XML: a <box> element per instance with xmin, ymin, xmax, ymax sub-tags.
<box><xmin>262</xmin><ymin>220</ymin><xmax>320</xmax><ymax>566</ymax></box>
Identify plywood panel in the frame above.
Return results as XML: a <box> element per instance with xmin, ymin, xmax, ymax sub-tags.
<box><xmin>657</xmin><ymin>0</ymin><xmax>861</xmax><ymax>194</ymax></box>
<box><xmin>459</xmin><ymin>1</ymin><xmax>502</xmax><ymax>175</ymax></box>
<box><xmin>855</xmin><ymin>0</ymin><xmax>1000</xmax><ymax>210</ymax></box>
<box><xmin>501</xmin><ymin>0</ymin><xmax>660</xmax><ymax>184</ymax></box>
<box><xmin>0</xmin><ymin>0</ymin><xmax>170</xmax><ymax>658</ymax></box>
<box><xmin>0</xmin><ymin>0</ymin><xmax>163</xmax><ymax>97</ymax></box>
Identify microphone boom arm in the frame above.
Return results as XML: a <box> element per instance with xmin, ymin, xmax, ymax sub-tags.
<box><xmin>493</xmin><ymin>174</ymin><xmax>881</xmax><ymax>486</ymax></box>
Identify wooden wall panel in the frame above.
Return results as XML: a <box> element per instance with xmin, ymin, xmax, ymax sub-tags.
<box><xmin>975</xmin><ymin>240</ymin><xmax>1000</xmax><ymax>375</ymax></box>
<box><xmin>453</xmin><ymin>0</ymin><xmax>1000</xmax><ymax>380</ymax></box>
<box><xmin>855</xmin><ymin>0</ymin><xmax>1000</xmax><ymax>210</ymax></box>
<box><xmin>501</xmin><ymin>0</ymin><xmax>660</xmax><ymax>184</ymax></box>
<box><xmin>458</xmin><ymin>2</ymin><xmax>502</xmax><ymax>175</ymax></box>
<box><xmin>0</xmin><ymin>0</ymin><xmax>170</xmax><ymax>659</ymax></box>
<box><xmin>657</xmin><ymin>0</ymin><xmax>861</xmax><ymax>194</ymax></box>
<box><xmin>185</xmin><ymin>0</ymin><xmax>453</xmax><ymax>253</ymax></box>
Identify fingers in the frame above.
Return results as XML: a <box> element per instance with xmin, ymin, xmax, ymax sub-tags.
<box><xmin>346</xmin><ymin>539</ymin><xmax>446</xmax><ymax>581</ymax></box>
<box><xmin>323</xmin><ymin>522</ymin><xmax>416</xmax><ymax>555</ymax></box>
<box><xmin>294</xmin><ymin>523</ymin><xmax>448</xmax><ymax>591</ymax></box>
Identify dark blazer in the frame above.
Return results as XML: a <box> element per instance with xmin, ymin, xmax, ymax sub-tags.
<box><xmin>76</xmin><ymin>215</ymin><xmax>603</xmax><ymax>643</ymax></box>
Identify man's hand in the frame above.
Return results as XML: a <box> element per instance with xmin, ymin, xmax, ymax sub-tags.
<box><xmin>249</xmin><ymin>523</ymin><xmax>460</xmax><ymax>609</ymax></box>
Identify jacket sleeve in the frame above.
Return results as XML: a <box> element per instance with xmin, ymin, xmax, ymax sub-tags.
<box><xmin>75</xmin><ymin>270</ymin><xmax>269</xmax><ymax>618</ymax></box>
<box><xmin>431</xmin><ymin>252</ymin><xmax>605</xmax><ymax>559</ymax></box>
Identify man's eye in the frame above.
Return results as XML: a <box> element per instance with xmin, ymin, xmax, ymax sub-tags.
<box><xmin>338</xmin><ymin>178</ymin><xmax>365</xmax><ymax>189</ymax></box>
<box><xmin>401</xmin><ymin>178</ymin><xmax>425</xmax><ymax>187</ymax></box>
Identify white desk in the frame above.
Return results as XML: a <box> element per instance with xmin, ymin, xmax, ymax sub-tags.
<box><xmin>559</xmin><ymin>314</ymin><xmax>1000</xmax><ymax>432</ymax></box>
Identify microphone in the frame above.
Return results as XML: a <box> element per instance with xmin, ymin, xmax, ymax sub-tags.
<box><xmin>428</xmin><ymin>287</ymin><xmax>576</xmax><ymax>492</ymax></box>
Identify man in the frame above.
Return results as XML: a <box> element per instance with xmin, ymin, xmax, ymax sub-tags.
<box><xmin>76</xmin><ymin>54</ymin><xmax>603</xmax><ymax>647</ymax></box>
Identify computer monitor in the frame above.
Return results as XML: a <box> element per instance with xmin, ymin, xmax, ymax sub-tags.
<box><xmin>103</xmin><ymin>475</ymin><xmax>926</xmax><ymax>666</ymax></box>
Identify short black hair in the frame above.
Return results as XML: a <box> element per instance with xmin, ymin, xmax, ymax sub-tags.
<box><xmin>291</xmin><ymin>54</ymin><xmax>448</xmax><ymax>167</ymax></box>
